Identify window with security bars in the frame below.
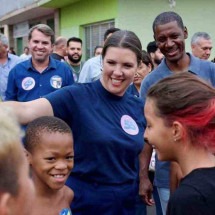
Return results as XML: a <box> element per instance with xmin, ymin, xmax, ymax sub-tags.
<box><xmin>84</xmin><ymin>20</ymin><xmax>115</xmax><ymax>60</ymax></box>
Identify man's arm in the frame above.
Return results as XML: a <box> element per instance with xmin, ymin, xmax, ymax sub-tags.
<box><xmin>5</xmin><ymin>68</ymin><xmax>18</xmax><ymax>101</ymax></box>
<box><xmin>139</xmin><ymin>142</ymin><xmax>154</xmax><ymax>205</ymax></box>
<box><xmin>67</xmin><ymin>66</ymin><xmax>75</xmax><ymax>85</ymax></box>
<box><xmin>139</xmin><ymin>77</ymin><xmax>154</xmax><ymax>205</ymax></box>
<box><xmin>63</xmin><ymin>63</ymin><xmax>74</xmax><ymax>85</ymax></box>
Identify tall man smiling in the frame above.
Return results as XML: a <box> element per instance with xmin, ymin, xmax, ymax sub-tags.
<box><xmin>139</xmin><ymin>11</ymin><xmax>215</xmax><ymax>215</ymax></box>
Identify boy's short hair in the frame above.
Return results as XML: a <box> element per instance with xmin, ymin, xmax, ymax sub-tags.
<box><xmin>24</xmin><ymin>116</ymin><xmax>72</xmax><ymax>152</ymax></box>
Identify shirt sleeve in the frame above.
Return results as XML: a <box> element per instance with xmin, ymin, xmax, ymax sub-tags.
<box><xmin>64</xmin><ymin>64</ymin><xmax>74</xmax><ymax>85</ymax></box>
<box><xmin>5</xmin><ymin>68</ymin><xmax>18</xmax><ymax>101</ymax></box>
<box><xmin>210</xmin><ymin>62</ymin><xmax>215</xmax><ymax>87</ymax></box>
<box><xmin>45</xmin><ymin>85</ymin><xmax>75</xmax><ymax>125</ymax></box>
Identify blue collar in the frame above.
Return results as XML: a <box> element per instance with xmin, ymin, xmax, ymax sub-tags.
<box><xmin>26</xmin><ymin>56</ymin><xmax>57</xmax><ymax>72</ymax></box>
<box><xmin>159</xmin><ymin>53</ymin><xmax>200</xmax><ymax>75</ymax></box>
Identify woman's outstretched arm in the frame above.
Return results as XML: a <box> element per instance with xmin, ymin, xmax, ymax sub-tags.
<box><xmin>2</xmin><ymin>98</ymin><xmax>53</xmax><ymax>124</ymax></box>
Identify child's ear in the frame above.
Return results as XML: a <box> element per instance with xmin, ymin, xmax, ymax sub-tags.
<box><xmin>0</xmin><ymin>193</ymin><xmax>11</xmax><ymax>215</ymax></box>
<box><xmin>24</xmin><ymin>149</ymin><xmax>32</xmax><ymax>165</ymax></box>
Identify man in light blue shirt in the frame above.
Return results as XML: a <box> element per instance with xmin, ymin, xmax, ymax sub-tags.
<box><xmin>0</xmin><ymin>33</ymin><xmax>21</xmax><ymax>101</ymax></box>
<box><xmin>78</xmin><ymin>55</ymin><xmax>102</xmax><ymax>83</ymax></box>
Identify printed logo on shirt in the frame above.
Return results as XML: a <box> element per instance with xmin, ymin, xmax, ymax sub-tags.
<box><xmin>22</xmin><ymin>77</ymin><xmax>35</xmax><ymax>91</ymax></box>
<box><xmin>50</xmin><ymin>75</ymin><xmax>62</xmax><ymax>89</ymax></box>
<box><xmin>121</xmin><ymin>115</ymin><xmax>139</xmax><ymax>135</ymax></box>
<box><xmin>59</xmin><ymin>208</ymin><xmax>72</xmax><ymax>215</ymax></box>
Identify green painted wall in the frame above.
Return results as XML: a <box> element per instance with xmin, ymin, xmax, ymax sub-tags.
<box><xmin>117</xmin><ymin>0</ymin><xmax>215</xmax><ymax>60</ymax></box>
<box><xmin>58</xmin><ymin>0</ymin><xmax>118</xmax><ymax>59</ymax></box>
<box><xmin>60</xmin><ymin>0</ymin><xmax>118</xmax><ymax>37</ymax></box>
<box><xmin>46</xmin><ymin>0</ymin><xmax>215</xmax><ymax>60</ymax></box>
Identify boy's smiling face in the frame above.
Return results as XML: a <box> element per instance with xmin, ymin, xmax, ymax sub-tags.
<box><xmin>28</xmin><ymin>132</ymin><xmax>74</xmax><ymax>190</ymax></box>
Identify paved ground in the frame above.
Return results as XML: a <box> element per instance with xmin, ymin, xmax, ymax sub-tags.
<box><xmin>147</xmin><ymin>205</ymin><xmax>156</xmax><ymax>215</ymax></box>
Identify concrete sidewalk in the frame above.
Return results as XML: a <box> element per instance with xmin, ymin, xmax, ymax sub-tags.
<box><xmin>147</xmin><ymin>205</ymin><xmax>157</xmax><ymax>215</ymax></box>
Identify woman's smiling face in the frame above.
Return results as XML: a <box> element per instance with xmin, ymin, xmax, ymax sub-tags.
<box><xmin>101</xmin><ymin>47</ymin><xmax>138</xmax><ymax>96</ymax></box>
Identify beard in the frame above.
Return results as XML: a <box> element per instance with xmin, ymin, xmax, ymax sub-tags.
<box><xmin>68</xmin><ymin>54</ymin><xmax>82</xmax><ymax>64</ymax></box>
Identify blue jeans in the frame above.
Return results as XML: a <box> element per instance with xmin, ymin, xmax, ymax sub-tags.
<box><xmin>157</xmin><ymin>187</ymin><xmax>170</xmax><ymax>215</ymax></box>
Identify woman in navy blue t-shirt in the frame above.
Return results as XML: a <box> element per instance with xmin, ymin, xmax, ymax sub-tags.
<box><xmin>4</xmin><ymin>30</ymin><xmax>146</xmax><ymax>215</ymax></box>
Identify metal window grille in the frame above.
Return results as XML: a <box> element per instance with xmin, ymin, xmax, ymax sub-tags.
<box><xmin>84</xmin><ymin>20</ymin><xmax>114</xmax><ymax>60</ymax></box>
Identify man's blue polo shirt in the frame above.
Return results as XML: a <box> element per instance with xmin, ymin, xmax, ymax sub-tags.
<box><xmin>5</xmin><ymin>57</ymin><xmax>74</xmax><ymax>101</ymax></box>
<box><xmin>140</xmin><ymin>53</ymin><xmax>215</xmax><ymax>188</ymax></box>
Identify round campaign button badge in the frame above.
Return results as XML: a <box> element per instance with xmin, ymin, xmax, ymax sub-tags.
<box><xmin>121</xmin><ymin>115</ymin><xmax>139</xmax><ymax>135</ymax></box>
<box><xmin>22</xmin><ymin>77</ymin><xmax>35</xmax><ymax>91</ymax></box>
<box><xmin>59</xmin><ymin>208</ymin><xmax>72</xmax><ymax>215</ymax></box>
<box><xmin>50</xmin><ymin>75</ymin><xmax>62</xmax><ymax>89</ymax></box>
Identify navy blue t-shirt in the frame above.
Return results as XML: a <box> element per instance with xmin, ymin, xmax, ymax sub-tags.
<box><xmin>127</xmin><ymin>84</ymin><xmax>139</xmax><ymax>97</ymax></box>
<box><xmin>45</xmin><ymin>80</ymin><xmax>145</xmax><ymax>184</ymax></box>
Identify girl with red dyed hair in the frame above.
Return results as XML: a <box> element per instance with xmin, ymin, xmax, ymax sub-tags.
<box><xmin>144</xmin><ymin>72</ymin><xmax>215</xmax><ymax>215</ymax></box>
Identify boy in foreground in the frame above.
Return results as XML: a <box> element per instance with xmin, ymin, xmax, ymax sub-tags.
<box><xmin>24</xmin><ymin>116</ymin><xmax>74</xmax><ymax>215</ymax></box>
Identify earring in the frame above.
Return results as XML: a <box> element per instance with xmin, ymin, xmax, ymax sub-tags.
<box><xmin>174</xmin><ymin>138</ymin><xmax>177</xmax><ymax>142</ymax></box>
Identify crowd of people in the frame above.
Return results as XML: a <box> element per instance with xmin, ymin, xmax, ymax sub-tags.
<box><xmin>0</xmin><ymin>11</ymin><xmax>215</xmax><ymax>215</ymax></box>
